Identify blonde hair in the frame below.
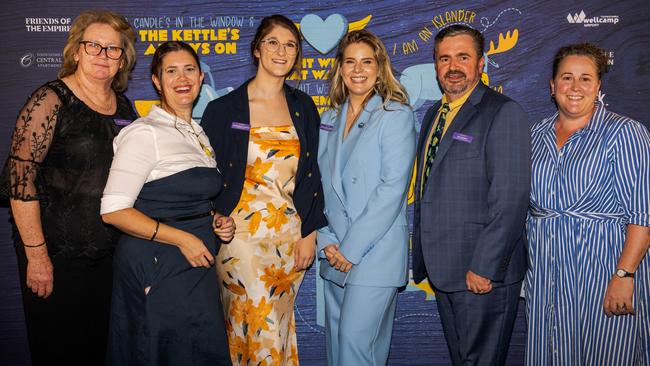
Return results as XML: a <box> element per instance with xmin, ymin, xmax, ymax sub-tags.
<box><xmin>328</xmin><ymin>30</ymin><xmax>409</xmax><ymax>110</ymax></box>
<box><xmin>58</xmin><ymin>10</ymin><xmax>136</xmax><ymax>92</ymax></box>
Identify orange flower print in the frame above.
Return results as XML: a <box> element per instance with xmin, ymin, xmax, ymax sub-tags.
<box><xmin>234</xmin><ymin>189</ymin><xmax>256</xmax><ymax>214</ymax></box>
<box><xmin>230</xmin><ymin>298</ymin><xmax>250</xmax><ymax>324</ymax></box>
<box><xmin>246</xmin><ymin>157</ymin><xmax>273</xmax><ymax>186</ymax></box>
<box><xmin>247</xmin><ymin>297</ymin><xmax>273</xmax><ymax>334</ymax></box>
<box><xmin>260</xmin><ymin>264</ymin><xmax>301</xmax><ymax>297</ymax></box>
<box><xmin>230</xmin><ymin>334</ymin><xmax>259</xmax><ymax>365</ymax></box>
<box><xmin>268</xmin><ymin>348</ymin><xmax>283</xmax><ymax>366</ymax></box>
<box><xmin>222</xmin><ymin>278</ymin><xmax>247</xmax><ymax>296</ymax></box>
<box><xmin>248</xmin><ymin>210</ymin><xmax>262</xmax><ymax>235</ymax></box>
<box><xmin>289</xmin><ymin>345</ymin><xmax>299</xmax><ymax>365</ymax></box>
<box><xmin>263</xmin><ymin>202</ymin><xmax>289</xmax><ymax>232</ymax></box>
<box><xmin>245</xmin><ymin>333</ymin><xmax>262</xmax><ymax>365</ymax></box>
<box><xmin>254</xmin><ymin>138</ymin><xmax>300</xmax><ymax>159</ymax></box>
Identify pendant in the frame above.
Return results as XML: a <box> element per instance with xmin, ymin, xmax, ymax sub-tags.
<box><xmin>203</xmin><ymin>146</ymin><xmax>214</xmax><ymax>158</ymax></box>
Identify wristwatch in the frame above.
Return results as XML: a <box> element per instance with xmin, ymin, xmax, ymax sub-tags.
<box><xmin>615</xmin><ymin>268</ymin><xmax>635</xmax><ymax>278</ymax></box>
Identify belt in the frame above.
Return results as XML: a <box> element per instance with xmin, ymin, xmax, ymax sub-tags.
<box><xmin>529</xmin><ymin>207</ymin><xmax>623</xmax><ymax>221</ymax></box>
<box><xmin>155</xmin><ymin>209</ymin><xmax>215</xmax><ymax>223</ymax></box>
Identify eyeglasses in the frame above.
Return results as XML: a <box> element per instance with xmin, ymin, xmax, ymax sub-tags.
<box><xmin>260</xmin><ymin>39</ymin><xmax>298</xmax><ymax>56</ymax></box>
<box><xmin>79</xmin><ymin>41</ymin><xmax>124</xmax><ymax>60</ymax></box>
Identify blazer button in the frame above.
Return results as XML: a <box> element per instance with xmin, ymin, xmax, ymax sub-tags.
<box><xmin>223</xmin><ymin>183</ymin><xmax>228</xmax><ymax>188</ymax></box>
<box><xmin>228</xmin><ymin>162</ymin><xmax>233</xmax><ymax>167</ymax></box>
<box><xmin>313</xmin><ymin>192</ymin><xmax>318</xmax><ymax>197</ymax></box>
<box><xmin>307</xmin><ymin>172</ymin><xmax>312</xmax><ymax>178</ymax></box>
<box><xmin>306</xmin><ymin>152</ymin><xmax>310</xmax><ymax>157</ymax></box>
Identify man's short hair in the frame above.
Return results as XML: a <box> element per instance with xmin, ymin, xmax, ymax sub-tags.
<box><xmin>433</xmin><ymin>24</ymin><xmax>484</xmax><ymax>61</ymax></box>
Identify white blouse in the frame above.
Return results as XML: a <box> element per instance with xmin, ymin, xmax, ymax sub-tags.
<box><xmin>101</xmin><ymin>105</ymin><xmax>217</xmax><ymax>214</ymax></box>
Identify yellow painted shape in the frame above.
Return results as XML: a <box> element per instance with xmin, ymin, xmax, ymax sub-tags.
<box><xmin>294</xmin><ymin>14</ymin><xmax>372</xmax><ymax>32</ymax></box>
<box><xmin>134</xmin><ymin>100</ymin><xmax>160</xmax><ymax>117</ymax></box>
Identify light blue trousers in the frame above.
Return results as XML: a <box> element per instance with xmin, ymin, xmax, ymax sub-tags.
<box><xmin>324</xmin><ymin>281</ymin><xmax>398</xmax><ymax>366</ymax></box>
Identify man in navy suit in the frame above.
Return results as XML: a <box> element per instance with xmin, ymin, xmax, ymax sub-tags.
<box><xmin>411</xmin><ymin>25</ymin><xmax>531</xmax><ymax>365</ymax></box>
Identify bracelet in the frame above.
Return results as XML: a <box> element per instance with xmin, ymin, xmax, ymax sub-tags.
<box><xmin>150</xmin><ymin>220</ymin><xmax>160</xmax><ymax>241</ymax></box>
<box><xmin>23</xmin><ymin>241</ymin><xmax>46</xmax><ymax>248</ymax></box>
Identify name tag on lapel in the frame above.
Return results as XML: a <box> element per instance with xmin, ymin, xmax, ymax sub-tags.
<box><xmin>231</xmin><ymin>122</ymin><xmax>250</xmax><ymax>131</ymax></box>
<box><xmin>452</xmin><ymin>132</ymin><xmax>474</xmax><ymax>144</ymax></box>
<box><xmin>113</xmin><ymin>118</ymin><xmax>132</xmax><ymax>126</ymax></box>
<box><xmin>320</xmin><ymin>123</ymin><xmax>334</xmax><ymax>132</ymax></box>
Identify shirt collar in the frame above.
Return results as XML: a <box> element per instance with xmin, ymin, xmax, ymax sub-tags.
<box><xmin>532</xmin><ymin>101</ymin><xmax>607</xmax><ymax>135</ymax></box>
<box><xmin>148</xmin><ymin>105</ymin><xmax>204</xmax><ymax>134</ymax></box>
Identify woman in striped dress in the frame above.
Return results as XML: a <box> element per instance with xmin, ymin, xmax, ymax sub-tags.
<box><xmin>526</xmin><ymin>42</ymin><xmax>650</xmax><ymax>365</ymax></box>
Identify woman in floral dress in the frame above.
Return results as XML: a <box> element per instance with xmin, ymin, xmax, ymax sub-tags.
<box><xmin>202</xmin><ymin>14</ymin><xmax>326</xmax><ymax>365</ymax></box>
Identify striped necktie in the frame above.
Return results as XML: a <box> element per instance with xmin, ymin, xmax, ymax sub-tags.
<box><xmin>422</xmin><ymin>103</ymin><xmax>450</xmax><ymax>187</ymax></box>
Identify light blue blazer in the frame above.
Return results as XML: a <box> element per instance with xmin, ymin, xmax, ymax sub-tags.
<box><xmin>317</xmin><ymin>94</ymin><xmax>416</xmax><ymax>287</ymax></box>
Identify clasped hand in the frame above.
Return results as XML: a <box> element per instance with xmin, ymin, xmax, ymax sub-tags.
<box><xmin>213</xmin><ymin>214</ymin><xmax>236</xmax><ymax>243</ymax></box>
<box><xmin>323</xmin><ymin>244</ymin><xmax>353</xmax><ymax>272</ymax></box>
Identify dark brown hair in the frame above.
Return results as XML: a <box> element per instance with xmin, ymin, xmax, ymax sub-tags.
<box><xmin>552</xmin><ymin>42</ymin><xmax>609</xmax><ymax>79</ymax></box>
<box><xmin>433</xmin><ymin>24</ymin><xmax>484</xmax><ymax>61</ymax></box>
<box><xmin>150</xmin><ymin>41</ymin><xmax>201</xmax><ymax>119</ymax></box>
<box><xmin>250</xmin><ymin>14</ymin><xmax>302</xmax><ymax>77</ymax></box>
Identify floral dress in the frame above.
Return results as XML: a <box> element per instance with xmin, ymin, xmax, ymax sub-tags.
<box><xmin>217</xmin><ymin>125</ymin><xmax>304</xmax><ymax>366</ymax></box>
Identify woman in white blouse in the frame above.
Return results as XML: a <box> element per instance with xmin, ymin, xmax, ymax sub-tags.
<box><xmin>100</xmin><ymin>41</ymin><xmax>233</xmax><ymax>365</ymax></box>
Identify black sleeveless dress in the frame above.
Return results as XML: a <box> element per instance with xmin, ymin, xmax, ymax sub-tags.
<box><xmin>107</xmin><ymin>167</ymin><xmax>231</xmax><ymax>365</ymax></box>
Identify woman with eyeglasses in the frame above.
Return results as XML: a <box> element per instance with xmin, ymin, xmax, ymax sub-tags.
<box><xmin>202</xmin><ymin>14</ymin><xmax>327</xmax><ymax>365</ymax></box>
<box><xmin>1</xmin><ymin>10</ymin><xmax>137</xmax><ymax>365</ymax></box>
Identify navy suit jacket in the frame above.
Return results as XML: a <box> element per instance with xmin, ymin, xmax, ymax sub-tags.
<box><xmin>201</xmin><ymin>79</ymin><xmax>327</xmax><ymax>238</ymax></box>
<box><xmin>412</xmin><ymin>83</ymin><xmax>531</xmax><ymax>292</ymax></box>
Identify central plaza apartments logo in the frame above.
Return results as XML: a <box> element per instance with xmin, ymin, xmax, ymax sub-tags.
<box><xmin>567</xmin><ymin>10</ymin><xmax>619</xmax><ymax>27</ymax></box>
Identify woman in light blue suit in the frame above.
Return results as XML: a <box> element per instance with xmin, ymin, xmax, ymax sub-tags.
<box><xmin>317</xmin><ymin>30</ymin><xmax>416</xmax><ymax>366</ymax></box>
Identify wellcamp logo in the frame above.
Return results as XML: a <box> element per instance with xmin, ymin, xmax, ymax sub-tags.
<box><xmin>567</xmin><ymin>10</ymin><xmax>619</xmax><ymax>27</ymax></box>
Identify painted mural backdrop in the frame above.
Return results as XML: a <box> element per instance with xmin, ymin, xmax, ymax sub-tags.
<box><xmin>1</xmin><ymin>0</ymin><xmax>649</xmax><ymax>364</ymax></box>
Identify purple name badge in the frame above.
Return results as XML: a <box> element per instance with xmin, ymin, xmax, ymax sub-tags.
<box><xmin>231</xmin><ymin>122</ymin><xmax>250</xmax><ymax>131</ymax></box>
<box><xmin>452</xmin><ymin>132</ymin><xmax>474</xmax><ymax>144</ymax></box>
<box><xmin>113</xmin><ymin>119</ymin><xmax>132</xmax><ymax>126</ymax></box>
<box><xmin>320</xmin><ymin>124</ymin><xmax>334</xmax><ymax>132</ymax></box>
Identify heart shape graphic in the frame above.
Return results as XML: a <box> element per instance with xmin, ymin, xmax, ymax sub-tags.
<box><xmin>300</xmin><ymin>14</ymin><xmax>348</xmax><ymax>54</ymax></box>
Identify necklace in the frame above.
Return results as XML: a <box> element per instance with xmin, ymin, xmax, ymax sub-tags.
<box><xmin>73</xmin><ymin>74</ymin><xmax>115</xmax><ymax>114</ymax></box>
<box><xmin>185</xmin><ymin>120</ymin><xmax>214</xmax><ymax>159</ymax></box>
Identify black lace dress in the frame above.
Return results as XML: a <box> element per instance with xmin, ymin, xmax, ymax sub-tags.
<box><xmin>5</xmin><ymin>79</ymin><xmax>137</xmax><ymax>365</ymax></box>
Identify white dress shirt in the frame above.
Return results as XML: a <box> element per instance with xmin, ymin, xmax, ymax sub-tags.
<box><xmin>101</xmin><ymin>105</ymin><xmax>217</xmax><ymax>214</ymax></box>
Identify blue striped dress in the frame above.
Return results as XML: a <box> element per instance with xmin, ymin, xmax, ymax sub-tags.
<box><xmin>525</xmin><ymin>102</ymin><xmax>650</xmax><ymax>366</ymax></box>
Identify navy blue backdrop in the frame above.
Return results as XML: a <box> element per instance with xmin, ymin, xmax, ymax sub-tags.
<box><xmin>1</xmin><ymin>1</ymin><xmax>649</xmax><ymax>365</ymax></box>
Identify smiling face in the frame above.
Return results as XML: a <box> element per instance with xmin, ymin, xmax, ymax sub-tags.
<box><xmin>551</xmin><ymin>55</ymin><xmax>600</xmax><ymax>122</ymax></box>
<box><xmin>434</xmin><ymin>34</ymin><xmax>484</xmax><ymax>102</ymax></box>
<box><xmin>152</xmin><ymin>50</ymin><xmax>204</xmax><ymax>117</ymax></box>
<box><xmin>341</xmin><ymin>41</ymin><xmax>379</xmax><ymax>102</ymax></box>
<box><xmin>254</xmin><ymin>25</ymin><xmax>298</xmax><ymax>78</ymax></box>
<box><xmin>74</xmin><ymin>22</ymin><xmax>123</xmax><ymax>82</ymax></box>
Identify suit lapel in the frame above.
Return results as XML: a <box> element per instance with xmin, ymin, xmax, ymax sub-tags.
<box><xmin>328</xmin><ymin>101</ymin><xmax>347</xmax><ymax>203</ymax></box>
<box><xmin>427</xmin><ymin>84</ymin><xmax>485</xmax><ymax>175</ymax></box>
<box><xmin>232</xmin><ymin>81</ymin><xmax>251</xmax><ymax>169</ymax></box>
<box><xmin>341</xmin><ymin>94</ymin><xmax>382</xmax><ymax>175</ymax></box>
